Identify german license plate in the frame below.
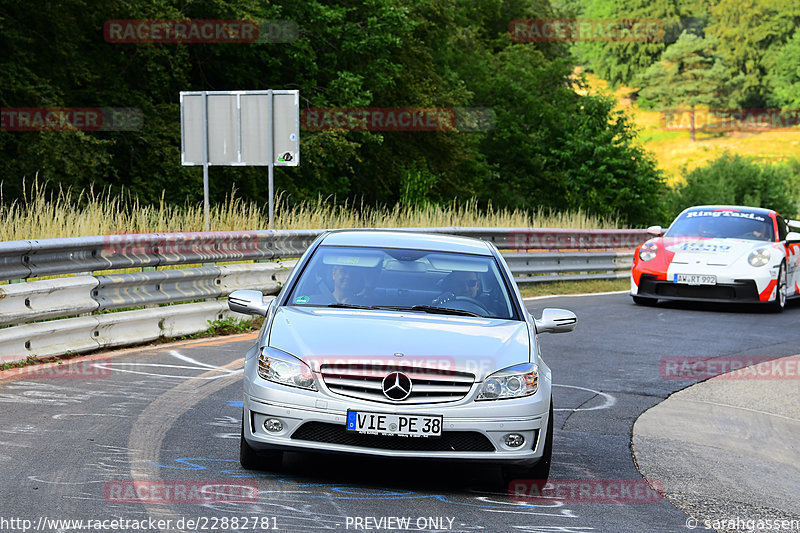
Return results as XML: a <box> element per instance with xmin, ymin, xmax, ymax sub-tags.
<box><xmin>675</xmin><ymin>274</ymin><xmax>716</xmax><ymax>285</ymax></box>
<box><xmin>346</xmin><ymin>410</ymin><xmax>442</xmax><ymax>437</ymax></box>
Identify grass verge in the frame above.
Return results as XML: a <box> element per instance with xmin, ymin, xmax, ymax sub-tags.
<box><xmin>519</xmin><ymin>278</ymin><xmax>629</xmax><ymax>298</ymax></box>
<box><xmin>1</xmin><ymin>180</ymin><xmax>623</xmax><ymax>241</ymax></box>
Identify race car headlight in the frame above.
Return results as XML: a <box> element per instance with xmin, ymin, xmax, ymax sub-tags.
<box><xmin>476</xmin><ymin>363</ymin><xmax>538</xmax><ymax>400</ymax></box>
<box><xmin>257</xmin><ymin>349</ymin><xmax>317</xmax><ymax>391</ymax></box>
<box><xmin>638</xmin><ymin>241</ymin><xmax>658</xmax><ymax>261</ymax></box>
<box><xmin>748</xmin><ymin>248</ymin><xmax>771</xmax><ymax>267</ymax></box>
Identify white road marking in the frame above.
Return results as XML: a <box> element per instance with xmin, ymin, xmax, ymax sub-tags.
<box><xmin>91</xmin><ymin>362</ymin><xmax>241</xmax><ymax>380</ymax></box>
<box><xmin>169</xmin><ymin>350</ymin><xmax>219</xmax><ymax>369</ymax></box>
<box><xmin>553</xmin><ymin>384</ymin><xmax>617</xmax><ymax>412</ymax></box>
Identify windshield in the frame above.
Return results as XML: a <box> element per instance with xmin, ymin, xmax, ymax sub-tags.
<box><xmin>287</xmin><ymin>245</ymin><xmax>519</xmax><ymax>320</ymax></box>
<box><xmin>666</xmin><ymin>210</ymin><xmax>774</xmax><ymax>242</ymax></box>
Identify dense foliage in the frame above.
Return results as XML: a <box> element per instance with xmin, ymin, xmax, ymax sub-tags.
<box><xmin>3</xmin><ymin>0</ymin><xmax>667</xmax><ymax>225</ymax></box>
<box><xmin>666</xmin><ymin>153</ymin><xmax>799</xmax><ymax>221</ymax></box>
<box><xmin>637</xmin><ymin>32</ymin><xmax>728</xmax><ymax>140</ymax></box>
<box><xmin>572</xmin><ymin>0</ymin><xmax>800</xmax><ymax>108</ymax></box>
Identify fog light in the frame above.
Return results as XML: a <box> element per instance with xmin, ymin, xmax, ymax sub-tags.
<box><xmin>264</xmin><ymin>418</ymin><xmax>283</xmax><ymax>432</ymax></box>
<box><xmin>504</xmin><ymin>433</ymin><xmax>525</xmax><ymax>447</ymax></box>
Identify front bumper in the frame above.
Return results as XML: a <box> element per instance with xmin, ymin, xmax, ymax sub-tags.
<box><xmin>633</xmin><ymin>274</ymin><xmax>763</xmax><ymax>303</ymax></box>
<box><xmin>243</xmin><ymin>367</ymin><xmax>551</xmax><ymax>464</ymax></box>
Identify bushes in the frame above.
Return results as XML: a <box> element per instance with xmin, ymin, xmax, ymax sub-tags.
<box><xmin>666</xmin><ymin>153</ymin><xmax>800</xmax><ymax>222</ymax></box>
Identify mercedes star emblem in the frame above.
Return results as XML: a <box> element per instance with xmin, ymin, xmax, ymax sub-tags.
<box><xmin>382</xmin><ymin>371</ymin><xmax>412</xmax><ymax>401</ymax></box>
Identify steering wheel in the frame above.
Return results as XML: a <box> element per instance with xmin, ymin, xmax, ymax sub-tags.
<box><xmin>453</xmin><ymin>296</ymin><xmax>491</xmax><ymax>315</ymax></box>
<box><xmin>434</xmin><ymin>293</ymin><xmax>490</xmax><ymax>315</ymax></box>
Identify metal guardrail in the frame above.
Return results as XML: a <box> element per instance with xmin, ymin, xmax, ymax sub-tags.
<box><xmin>0</xmin><ymin>227</ymin><xmax>647</xmax><ymax>360</ymax></box>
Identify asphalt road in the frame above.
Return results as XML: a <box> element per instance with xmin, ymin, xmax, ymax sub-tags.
<box><xmin>1</xmin><ymin>293</ymin><xmax>798</xmax><ymax>533</ymax></box>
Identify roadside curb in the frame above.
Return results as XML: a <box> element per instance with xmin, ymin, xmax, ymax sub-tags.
<box><xmin>632</xmin><ymin>354</ymin><xmax>800</xmax><ymax>529</ymax></box>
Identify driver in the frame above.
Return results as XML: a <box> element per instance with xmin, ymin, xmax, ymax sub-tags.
<box><xmin>331</xmin><ymin>265</ymin><xmax>367</xmax><ymax>304</ymax></box>
<box><xmin>696</xmin><ymin>218</ymin><xmax>716</xmax><ymax>237</ymax></box>
<box><xmin>443</xmin><ymin>270</ymin><xmax>481</xmax><ymax>299</ymax></box>
<box><xmin>749</xmin><ymin>225</ymin><xmax>767</xmax><ymax>240</ymax></box>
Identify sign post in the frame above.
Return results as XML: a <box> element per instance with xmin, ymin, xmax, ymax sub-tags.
<box><xmin>180</xmin><ymin>90</ymin><xmax>299</xmax><ymax>230</ymax></box>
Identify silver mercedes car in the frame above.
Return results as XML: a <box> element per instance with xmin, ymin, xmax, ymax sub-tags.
<box><xmin>229</xmin><ymin>230</ymin><xmax>576</xmax><ymax>483</ymax></box>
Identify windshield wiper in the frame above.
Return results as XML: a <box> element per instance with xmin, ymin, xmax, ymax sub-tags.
<box><xmin>324</xmin><ymin>303</ymin><xmax>375</xmax><ymax>310</ymax></box>
<box><xmin>324</xmin><ymin>303</ymin><xmax>482</xmax><ymax>317</ymax></box>
<box><xmin>374</xmin><ymin>305</ymin><xmax>481</xmax><ymax>317</ymax></box>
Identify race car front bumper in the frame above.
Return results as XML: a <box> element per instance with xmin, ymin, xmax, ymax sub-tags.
<box><xmin>633</xmin><ymin>274</ymin><xmax>763</xmax><ymax>303</ymax></box>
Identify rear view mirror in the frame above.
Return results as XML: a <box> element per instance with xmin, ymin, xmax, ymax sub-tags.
<box><xmin>786</xmin><ymin>231</ymin><xmax>800</xmax><ymax>244</ymax></box>
<box><xmin>535</xmin><ymin>308</ymin><xmax>577</xmax><ymax>334</ymax></box>
<box><xmin>228</xmin><ymin>289</ymin><xmax>270</xmax><ymax>316</ymax></box>
<box><xmin>646</xmin><ymin>225</ymin><xmax>663</xmax><ymax>237</ymax></box>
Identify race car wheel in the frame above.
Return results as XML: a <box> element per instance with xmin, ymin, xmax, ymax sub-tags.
<box><xmin>769</xmin><ymin>262</ymin><xmax>787</xmax><ymax>313</ymax></box>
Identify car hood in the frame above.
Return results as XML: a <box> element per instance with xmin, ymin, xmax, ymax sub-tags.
<box><xmin>267</xmin><ymin>306</ymin><xmax>531</xmax><ymax>380</ymax></box>
<box><xmin>661</xmin><ymin>237</ymin><xmax>765</xmax><ymax>267</ymax></box>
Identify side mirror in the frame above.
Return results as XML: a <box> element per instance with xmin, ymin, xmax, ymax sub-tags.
<box><xmin>534</xmin><ymin>308</ymin><xmax>577</xmax><ymax>334</ymax></box>
<box><xmin>228</xmin><ymin>289</ymin><xmax>270</xmax><ymax>317</ymax></box>
<box><xmin>786</xmin><ymin>231</ymin><xmax>800</xmax><ymax>244</ymax></box>
<box><xmin>646</xmin><ymin>225</ymin><xmax>663</xmax><ymax>237</ymax></box>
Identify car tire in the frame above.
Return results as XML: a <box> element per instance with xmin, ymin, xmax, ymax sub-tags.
<box><xmin>632</xmin><ymin>295</ymin><xmax>657</xmax><ymax>306</ymax></box>
<box><xmin>769</xmin><ymin>262</ymin><xmax>787</xmax><ymax>313</ymax></box>
<box><xmin>240</xmin><ymin>415</ymin><xmax>282</xmax><ymax>471</ymax></box>
<box><xmin>501</xmin><ymin>399</ymin><xmax>553</xmax><ymax>489</ymax></box>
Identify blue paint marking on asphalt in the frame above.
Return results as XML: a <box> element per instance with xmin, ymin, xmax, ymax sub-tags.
<box><xmin>152</xmin><ymin>457</ymin><xmax>559</xmax><ymax>509</ymax></box>
<box><xmin>228</xmin><ymin>401</ymin><xmax>244</xmax><ymax>408</ymax></box>
<box><xmin>150</xmin><ymin>457</ymin><xmax>236</xmax><ymax>470</ymax></box>
<box><xmin>329</xmin><ymin>487</ymin><xmax>413</xmax><ymax>496</ymax></box>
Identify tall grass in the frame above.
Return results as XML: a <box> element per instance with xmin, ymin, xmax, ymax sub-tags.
<box><xmin>0</xmin><ymin>181</ymin><xmax>621</xmax><ymax>241</ymax></box>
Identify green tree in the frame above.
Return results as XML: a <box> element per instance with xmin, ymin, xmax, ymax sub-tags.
<box><xmin>637</xmin><ymin>32</ymin><xmax>728</xmax><ymax>141</ymax></box>
<box><xmin>706</xmin><ymin>0</ymin><xmax>800</xmax><ymax>108</ymax></box>
<box><xmin>667</xmin><ymin>153</ymin><xmax>799</xmax><ymax>218</ymax></box>
<box><xmin>573</xmin><ymin>0</ymin><xmax>706</xmax><ymax>89</ymax></box>
<box><xmin>471</xmin><ymin>45</ymin><xmax>666</xmax><ymax>225</ymax></box>
<box><xmin>0</xmin><ymin>0</ymin><xmax>667</xmax><ymax>227</ymax></box>
<box><xmin>766</xmin><ymin>28</ymin><xmax>800</xmax><ymax>108</ymax></box>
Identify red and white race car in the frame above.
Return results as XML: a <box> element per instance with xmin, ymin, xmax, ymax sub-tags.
<box><xmin>631</xmin><ymin>205</ymin><xmax>800</xmax><ymax>311</ymax></box>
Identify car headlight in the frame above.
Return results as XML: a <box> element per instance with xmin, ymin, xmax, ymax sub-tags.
<box><xmin>638</xmin><ymin>241</ymin><xmax>658</xmax><ymax>261</ymax></box>
<box><xmin>748</xmin><ymin>248</ymin><xmax>771</xmax><ymax>267</ymax></box>
<box><xmin>476</xmin><ymin>363</ymin><xmax>538</xmax><ymax>401</ymax></box>
<box><xmin>258</xmin><ymin>349</ymin><xmax>317</xmax><ymax>391</ymax></box>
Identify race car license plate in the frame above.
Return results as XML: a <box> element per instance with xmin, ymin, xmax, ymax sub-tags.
<box><xmin>675</xmin><ymin>274</ymin><xmax>716</xmax><ymax>285</ymax></box>
<box><xmin>346</xmin><ymin>410</ymin><xmax>442</xmax><ymax>437</ymax></box>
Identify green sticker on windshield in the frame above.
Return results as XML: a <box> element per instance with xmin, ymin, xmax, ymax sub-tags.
<box><xmin>295</xmin><ymin>296</ymin><xmax>310</xmax><ymax>304</ymax></box>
